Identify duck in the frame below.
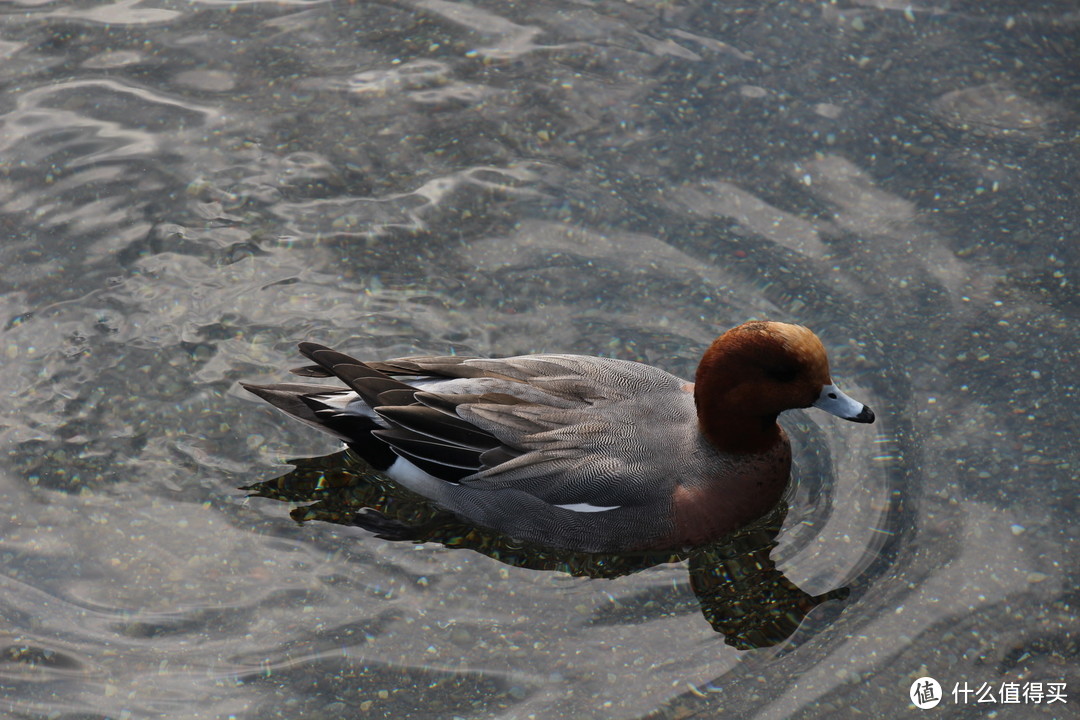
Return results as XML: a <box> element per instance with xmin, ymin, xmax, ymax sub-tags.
<box><xmin>243</xmin><ymin>320</ymin><xmax>874</xmax><ymax>554</ymax></box>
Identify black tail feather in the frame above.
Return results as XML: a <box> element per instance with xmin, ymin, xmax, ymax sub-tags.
<box><xmin>247</xmin><ymin>343</ymin><xmax>525</xmax><ymax>481</ymax></box>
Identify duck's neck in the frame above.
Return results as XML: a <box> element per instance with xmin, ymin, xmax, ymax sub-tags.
<box><xmin>697</xmin><ymin>400</ymin><xmax>782</xmax><ymax>455</ymax></box>
<box><xmin>694</xmin><ymin>350</ymin><xmax>783</xmax><ymax>455</ymax></box>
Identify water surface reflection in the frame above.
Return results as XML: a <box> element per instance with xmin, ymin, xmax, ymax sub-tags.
<box><xmin>246</xmin><ymin>450</ymin><xmax>852</xmax><ymax>650</ymax></box>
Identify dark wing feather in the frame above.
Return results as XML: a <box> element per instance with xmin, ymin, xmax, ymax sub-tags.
<box><xmin>371</xmin><ymin>428</ymin><xmax>483</xmax><ymax>470</ymax></box>
<box><xmin>241</xmin><ymin>382</ymin><xmax>335</xmax><ymax>427</ymax></box>
<box><xmin>290</xmin><ymin>364</ymin><xmax>333</xmax><ymax>378</ymax></box>
<box><xmin>366</xmin><ymin>356</ymin><xmax>521</xmax><ymax>382</ymax></box>
<box><xmin>299</xmin><ymin>343</ymin><xmax>416</xmax><ymax>408</ymax></box>
<box><xmin>375</xmin><ymin>405</ymin><xmax>499</xmax><ymax>450</ymax></box>
<box><xmin>377</xmin><ymin>388</ymin><xmax>421</xmax><ymax>406</ymax></box>
<box><xmin>241</xmin><ymin>381</ymin><xmax>398</xmax><ymax>468</ymax></box>
<box><xmin>266</xmin><ymin>344</ymin><xmax>527</xmax><ymax>478</ymax></box>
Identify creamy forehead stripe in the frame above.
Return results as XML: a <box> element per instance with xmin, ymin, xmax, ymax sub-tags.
<box><xmin>763</xmin><ymin>322</ymin><xmax>831</xmax><ymax>377</ymax></box>
<box><xmin>770</xmin><ymin>323</ymin><xmax>825</xmax><ymax>355</ymax></box>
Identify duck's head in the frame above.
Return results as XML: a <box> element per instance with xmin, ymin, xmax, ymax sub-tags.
<box><xmin>695</xmin><ymin>321</ymin><xmax>874</xmax><ymax>453</ymax></box>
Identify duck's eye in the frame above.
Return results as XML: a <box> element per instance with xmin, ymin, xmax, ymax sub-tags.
<box><xmin>765</xmin><ymin>365</ymin><xmax>798</xmax><ymax>382</ymax></box>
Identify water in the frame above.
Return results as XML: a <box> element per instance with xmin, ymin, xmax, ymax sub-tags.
<box><xmin>0</xmin><ymin>1</ymin><xmax>1076</xmax><ymax>718</ymax></box>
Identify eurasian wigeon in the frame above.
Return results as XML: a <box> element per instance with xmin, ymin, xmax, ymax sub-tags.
<box><xmin>243</xmin><ymin>320</ymin><xmax>874</xmax><ymax>553</ymax></box>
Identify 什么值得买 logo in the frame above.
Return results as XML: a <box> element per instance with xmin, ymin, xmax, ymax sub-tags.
<box><xmin>910</xmin><ymin>677</ymin><xmax>1068</xmax><ymax>710</ymax></box>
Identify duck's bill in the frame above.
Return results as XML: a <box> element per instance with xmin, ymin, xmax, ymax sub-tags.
<box><xmin>813</xmin><ymin>384</ymin><xmax>875</xmax><ymax>423</ymax></box>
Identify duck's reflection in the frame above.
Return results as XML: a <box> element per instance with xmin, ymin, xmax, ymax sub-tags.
<box><xmin>245</xmin><ymin>451</ymin><xmax>847</xmax><ymax>650</ymax></box>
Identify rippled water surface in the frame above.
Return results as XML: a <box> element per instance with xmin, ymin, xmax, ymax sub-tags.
<box><xmin>1</xmin><ymin>1</ymin><xmax>1076</xmax><ymax>718</ymax></box>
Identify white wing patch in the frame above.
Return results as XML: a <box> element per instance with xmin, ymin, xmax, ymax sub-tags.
<box><xmin>554</xmin><ymin>502</ymin><xmax>621</xmax><ymax>513</ymax></box>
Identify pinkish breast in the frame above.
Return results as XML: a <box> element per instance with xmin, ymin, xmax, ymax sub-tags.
<box><xmin>665</xmin><ymin>443</ymin><xmax>792</xmax><ymax>547</ymax></box>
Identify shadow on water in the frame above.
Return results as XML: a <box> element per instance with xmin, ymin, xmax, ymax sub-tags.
<box><xmin>245</xmin><ymin>450</ymin><xmax>849</xmax><ymax>651</ymax></box>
